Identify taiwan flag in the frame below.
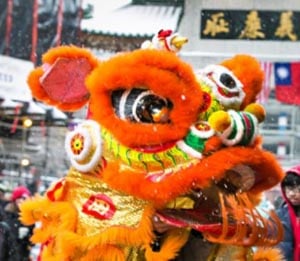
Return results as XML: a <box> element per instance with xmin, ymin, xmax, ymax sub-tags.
<box><xmin>275</xmin><ymin>62</ymin><xmax>300</xmax><ymax>105</ymax></box>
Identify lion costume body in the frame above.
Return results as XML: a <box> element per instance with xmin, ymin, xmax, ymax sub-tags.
<box><xmin>20</xmin><ymin>45</ymin><xmax>285</xmax><ymax>261</ymax></box>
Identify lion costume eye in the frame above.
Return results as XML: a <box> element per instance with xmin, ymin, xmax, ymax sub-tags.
<box><xmin>111</xmin><ymin>88</ymin><xmax>172</xmax><ymax>123</ymax></box>
<box><xmin>219</xmin><ymin>73</ymin><xmax>237</xmax><ymax>89</ymax></box>
<box><xmin>208</xmin><ymin>66</ymin><xmax>242</xmax><ymax>91</ymax></box>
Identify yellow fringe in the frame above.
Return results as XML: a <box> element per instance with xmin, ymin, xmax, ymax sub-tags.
<box><xmin>57</xmin><ymin>204</ymin><xmax>155</xmax><ymax>249</ymax></box>
<box><xmin>253</xmin><ymin>247</ymin><xmax>285</xmax><ymax>261</ymax></box>
<box><xmin>20</xmin><ymin>196</ymin><xmax>159</xmax><ymax>259</ymax></box>
<box><xmin>144</xmin><ymin>228</ymin><xmax>190</xmax><ymax>261</ymax></box>
<box><xmin>80</xmin><ymin>245</ymin><xmax>125</xmax><ymax>261</ymax></box>
<box><xmin>19</xmin><ymin>196</ymin><xmax>77</xmax><ymax>244</ymax></box>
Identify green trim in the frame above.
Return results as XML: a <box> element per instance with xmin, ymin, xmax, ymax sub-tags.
<box><xmin>240</xmin><ymin>113</ymin><xmax>255</xmax><ymax>145</ymax></box>
<box><xmin>184</xmin><ymin>131</ymin><xmax>206</xmax><ymax>152</ymax></box>
<box><xmin>227</xmin><ymin>118</ymin><xmax>238</xmax><ymax>140</ymax></box>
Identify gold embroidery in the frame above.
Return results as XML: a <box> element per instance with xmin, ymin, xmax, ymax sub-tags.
<box><xmin>65</xmin><ymin>168</ymin><xmax>148</xmax><ymax>237</ymax></box>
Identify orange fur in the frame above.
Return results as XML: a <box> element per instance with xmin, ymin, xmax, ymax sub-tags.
<box><xmin>101</xmin><ymin>145</ymin><xmax>284</xmax><ymax>206</ymax></box>
<box><xmin>86</xmin><ymin>49</ymin><xmax>203</xmax><ymax>147</ymax></box>
<box><xmin>144</xmin><ymin>229</ymin><xmax>189</xmax><ymax>261</ymax></box>
<box><xmin>27</xmin><ymin>45</ymin><xmax>99</xmax><ymax>111</ymax></box>
<box><xmin>253</xmin><ymin>247</ymin><xmax>285</xmax><ymax>261</ymax></box>
<box><xmin>203</xmin><ymin>135</ymin><xmax>223</xmax><ymax>154</ymax></box>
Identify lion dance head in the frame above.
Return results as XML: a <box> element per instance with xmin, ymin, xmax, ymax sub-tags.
<box><xmin>20</xmin><ymin>44</ymin><xmax>285</xmax><ymax>261</ymax></box>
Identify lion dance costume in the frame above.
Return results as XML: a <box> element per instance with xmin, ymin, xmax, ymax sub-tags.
<box><xmin>20</xmin><ymin>37</ymin><xmax>285</xmax><ymax>260</ymax></box>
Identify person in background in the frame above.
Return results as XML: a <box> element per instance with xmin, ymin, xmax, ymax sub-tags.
<box><xmin>3</xmin><ymin>185</ymin><xmax>34</xmax><ymax>261</ymax></box>
<box><xmin>0</xmin><ymin>183</ymin><xmax>8</xmax><ymax>208</ymax></box>
<box><xmin>276</xmin><ymin>165</ymin><xmax>300</xmax><ymax>261</ymax></box>
<box><xmin>0</xmin><ymin>215</ymin><xmax>21</xmax><ymax>261</ymax></box>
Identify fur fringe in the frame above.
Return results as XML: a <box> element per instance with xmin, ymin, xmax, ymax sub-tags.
<box><xmin>253</xmin><ymin>247</ymin><xmax>285</xmax><ymax>261</ymax></box>
<box><xmin>20</xmin><ymin>196</ymin><xmax>157</xmax><ymax>259</ymax></box>
<box><xmin>144</xmin><ymin>229</ymin><xmax>190</xmax><ymax>261</ymax></box>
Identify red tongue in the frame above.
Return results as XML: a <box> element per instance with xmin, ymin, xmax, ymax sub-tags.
<box><xmin>156</xmin><ymin>209</ymin><xmax>236</xmax><ymax>235</ymax></box>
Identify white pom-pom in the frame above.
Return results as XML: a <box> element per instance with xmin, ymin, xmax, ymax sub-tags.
<box><xmin>65</xmin><ymin>120</ymin><xmax>102</xmax><ymax>172</ymax></box>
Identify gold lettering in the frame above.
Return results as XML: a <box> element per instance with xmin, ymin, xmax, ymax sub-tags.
<box><xmin>239</xmin><ymin>11</ymin><xmax>265</xmax><ymax>39</ymax></box>
<box><xmin>203</xmin><ymin>12</ymin><xmax>229</xmax><ymax>37</ymax></box>
<box><xmin>275</xmin><ymin>11</ymin><xmax>297</xmax><ymax>41</ymax></box>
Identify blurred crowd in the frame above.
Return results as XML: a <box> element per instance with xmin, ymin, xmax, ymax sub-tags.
<box><xmin>0</xmin><ymin>183</ymin><xmax>34</xmax><ymax>261</ymax></box>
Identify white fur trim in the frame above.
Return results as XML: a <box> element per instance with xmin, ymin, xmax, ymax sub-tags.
<box><xmin>197</xmin><ymin>64</ymin><xmax>245</xmax><ymax>108</ymax></box>
<box><xmin>176</xmin><ymin>140</ymin><xmax>203</xmax><ymax>159</ymax></box>
<box><xmin>220</xmin><ymin>110</ymin><xmax>244</xmax><ymax>146</ymax></box>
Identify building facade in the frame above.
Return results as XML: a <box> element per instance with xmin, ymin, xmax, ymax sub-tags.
<box><xmin>180</xmin><ymin>0</ymin><xmax>300</xmax><ymax>67</ymax></box>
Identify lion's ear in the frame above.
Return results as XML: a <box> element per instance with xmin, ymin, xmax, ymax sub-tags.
<box><xmin>27</xmin><ymin>45</ymin><xmax>99</xmax><ymax>112</ymax></box>
<box><xmin>220</xmin><ymin>54</ymin><xmax>264</xmax><ymax>109</ymax></box>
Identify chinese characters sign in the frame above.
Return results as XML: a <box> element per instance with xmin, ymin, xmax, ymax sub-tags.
<box><xmin>201</xmin><ymin>10</ymin><xmax>300</xmax><ymax>41</ymax></box>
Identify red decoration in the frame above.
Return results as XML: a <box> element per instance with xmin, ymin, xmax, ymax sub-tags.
<box><xmin>55</xmin><ymin>0</ymin><xmax>64</xmax><ymax>46</ymax></box>
<box><xmin>158</xmin><ymin>29</ymin><xmax>173</xmax><ymax>38</ymax></box>
<box><xmin>70</xmin><ymin>133</ymin><xmax>85</xmax><ymax>155</ymax></box>
<box><xmin>40</xmin><ymin>57</ymin><xmax>91</xmax><ymax>104</ymax></box>
<box><xmin>5</xmin><ymin>0</ymin><xmax>13</xmax><ymax>55</ymax></box>
<box><xmin>82</xmin><ymin>194</ymin><xmax>116</xmax><ymax>220</ymax></box>
<box><xmin>199</xmin><ymin>91</ymin><xmax>212</xmax><ymax>112</ymax></box>
<box><xmin>46</xmin><ymin>178</ymin><xmax>66</xmax><ymax>202</ymax></box>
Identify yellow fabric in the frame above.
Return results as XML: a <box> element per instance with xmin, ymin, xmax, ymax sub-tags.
<box><xmin>20</xmin><ymin>168</ymin><xmax>158</xmax><ymax>260</ymax></box>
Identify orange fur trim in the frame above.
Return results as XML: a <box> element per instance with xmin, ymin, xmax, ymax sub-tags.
<box><xmin>253</xmin><ymin>247</ymin><xmax>285</xmax><ymax>261</ymax></box>
<box><xmin>221</xmin><ymin>55</ymin><xmax>264</xmax><ymax>109</ymax></box>
<box><xmin>203</xmin><ymin>135</ymin><xmax>223</xmax><ymax>154</ymax></box>
<box><xmin>27</xmin><ymin>45</ymin><xmax>99</xmax><ymax>111</ymax></box>
<box><xmin>42</xmin><ymin>45</ymin><xmax>99</xmax><ymax>66</ymax></box>
<box><xmin>252</xmin><ymin>135</ymin><xmax>263</xmax><ymax>148</ymax></box>
<box><xmin>144</xmin><ymin>229</ymin><xmax>190</xmax><ymax>261</ymax></box>
<box><xmin>86</xmin><ymin>49</ymin><xmax>203</xmax><ymax>147</ymax></box>
<box><xmin>40</xmin><ymin>244</ymin><xmax>66</xmax><ymax>261</ymax></box>
<box><xmin>80</xmin><ymin>245</ymin><xmax>125</xmax><ymax>261</ymax></box>
<box><xmin>27</xmin><ymin>68</ymin><xmax>54</xmax><ymax>104</ymax></box>
<box><xmin>101</xmin><ymin>145</ymin><xmax>284</xmax><ymax>206</ymax></box>
<box><xmin>19</xmin><ymin>196</ymin><xmax>77</xmax><ymax>244</ymax></box>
